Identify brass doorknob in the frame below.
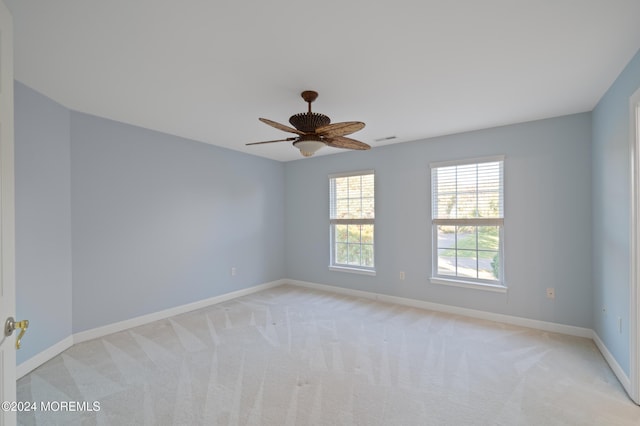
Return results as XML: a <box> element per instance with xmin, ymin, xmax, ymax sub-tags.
<box><xmin>5</xmin><ymin>317</ymin><xmax>29</xmax><ymax>349</ymax></box>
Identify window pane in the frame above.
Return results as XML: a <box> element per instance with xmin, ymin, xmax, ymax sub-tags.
<box><xmin>432</xmin><ymin>160</ymin><xmax>503</xmax><ymax>221</ymax></box>
<box><xmin>478</xmin><ymin>191</ymin><xmax>500</xmax><ymax>217</ymax></box>
<box><xmin>335</xmin><ymin>199</ymin><xmax>349</xmax><ymax>218</ymax></box>
<box><xmin>435</xmin><ymin>194</ymin><xmax>457</xmax><ymax>219</ymax></box>
<box><xmin>456</xmin><ymin>226</ymin><xmax>477</xmax><ymax>251</ymax></box>
<box><xmin>479</xmin><ymin>251</ymin><xmax>500</xmax><ymax>280</ymax></box>
<box><xmin>335</xmin><ymin>243</ymin><xmax>348</xmax><ymax>264</ymax></box>
<box><xmin>362</xmin><ymin>176</ymin><xmax>375</xmax><ymax>198</ymax></box>
<box><xmin>436</xmin><ymin>172</ymin><xmax>457</xmax><ymax>194</ymax></box>
<box><xmin>362</xmin><ymin>244</ymin><xmax>374</xmax><ymax>267</ymax></box>
<box><xmin>348</xmin><ymin>177</ymin><xmax>362</xmax><ymax>199</ymax></box>
<box><xmin>362</xmin><ymin>197</ymin><xmax>375</xmax><ymax>219</ymax></box>
<box><xmin>348</xmin><ymin>244</ymin><xmax>361</xmax><ymax>265</ymax></box>
<box><xmin>335</xmin><ymin>178</ymin><xmax>348</xmax><ymax>198</ymax></box>
<box><xmin>437</xmin><ymin>225</ymin><xmax>456</xmax><ymax>249</ymax></box>
<box><xmin>361</xmin><ymin>225</ymin><xmax>374</xmax><ymax>244</ymax></box>
<box><xmin>478</xmin><ymin>226</ymin><xmax>499</xmax><ymax>251</ymax></box>
<box><xmin>437</xmin><ymin>249</ymin><xmax>456</xmax><ymax>276</ymax></box>
<box><xmin>347</xmin><ymin>225</ymin><xmax>361</xmax><ymax>243</ymax></box>
<box><xmin>434</xmin><ymin>224</ymin><xmax>502</xmax><ymax>282</ymax></box>
<box><xmin>348</xmin><ymin>199</ymin><xmax>362</xmax><ymax>218</ymax></box>
<box><xmin>456</xmin><ymin>194</ymin><xmax>476</xmax><ymax>219</ymax></box>
<box><xmin>456</xmin><ymin>249</ymin><xmax>477</xmax><ymax>278</ymax></box>
<box><xmin>335</xmin><ymin>225</ymin><xmax>348</xmax><ymax>243</ymax></box>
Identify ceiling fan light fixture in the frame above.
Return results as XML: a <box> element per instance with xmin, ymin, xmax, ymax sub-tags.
<box><xmin>294</xmin><ymin>135</ymin><xmax>325</xmax><ymax>157</ymax></box>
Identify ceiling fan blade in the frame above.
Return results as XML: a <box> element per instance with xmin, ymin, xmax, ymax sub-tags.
<box><xmin>324</xmin><ymin>136</ymin><xmax>371</xmax><ymax>150</ymax></box>
<box><xmin>259</xmin><ymin>118</ymin><xmax>306</xmax><ymax>135</ymax></box>
<box><xmin>246</xmin><ymin>137</ymin><xmax>297</xmax><ymax>146</ymax></box>
<box><xmin>316</xmin><ymin>121</ymin><xmax>365</xmax><ymax>137</ymax></box>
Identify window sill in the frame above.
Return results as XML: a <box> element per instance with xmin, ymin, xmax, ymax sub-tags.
<box><xmin>329</xmin><ymin>265</ymin><xmax>376</xmax><ymax>276</ymax></box>
<box><xmin>430</xmin><ymin>277</ymin><xmax>507</xmax><ymax>293</ymax></box>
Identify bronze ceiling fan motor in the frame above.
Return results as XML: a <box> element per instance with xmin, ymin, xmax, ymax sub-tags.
<box><xmin>288</xmin><ymin>91</ymin><xmax>331</xmax><ymax>132</ymax></box>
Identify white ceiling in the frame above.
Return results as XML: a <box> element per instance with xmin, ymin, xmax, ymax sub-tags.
<box><xmin>6</xmin><ymin>1</ymin><xmax>640</xmax><ymax>162</ymax></box>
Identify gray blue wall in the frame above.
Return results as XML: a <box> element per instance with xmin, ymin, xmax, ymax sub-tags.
<box><xmin>592</xmin><ymin>48</ymin><xmax>640</xmax><ymax>376</ymax></box>
<box><xmin>14</xmin><ymin>82</ymin><xmax>72</xmax><ymax>364</ymax></box>
<box><xmin>285</xmin><ymin>113</ymin><xmax>593</xmax><ymax>328</ymax></box>
<box><xmin>14</xmin><ymin>83</ymin><xmax>285</xmax><ymax>362</ymax></box>
<box><xmin>70</xmin><ymin>112</ymin><xmax>285</xmax><ymax>332</ymax></box>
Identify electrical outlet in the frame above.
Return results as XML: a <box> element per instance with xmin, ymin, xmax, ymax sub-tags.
<box><xmin>618</xmin><ymin>317</ymin><xmax>622</xmax><ymax>333</ymax></box>
<box><xmin>546</xmin><ymin>288</ymin><xmax>555</xmax><ymax>299</ymax></box>
<box><xmin>231</xmin><ymin>267</ymin><xmax>237</xmax><ymax>276</ymax></box>
<box><xmin>400</xmin><ymin>271</ymin><xmax>405</xmax><ymax>280</ymax></box>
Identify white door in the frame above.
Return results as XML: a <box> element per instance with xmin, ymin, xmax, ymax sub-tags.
<box><xmin>0</xmin><ymin>1</ymin><xmax>16</xmax><ymax>424</ymax></box>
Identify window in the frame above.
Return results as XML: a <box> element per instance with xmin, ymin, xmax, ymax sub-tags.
<box><xmin>430</xmin><ymin>157</ymin><xmax>504</xmax><ymax>290</ymax></box>
<box><xmin>329</xmin><ymin>171</ymin><xmax>375</xmax><ymax>274</ymax></box>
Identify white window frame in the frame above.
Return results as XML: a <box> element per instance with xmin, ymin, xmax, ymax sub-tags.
<box><xmin>430</xmin><ymin>156</ymin><xmax>506</xmax><ymax>292</ymax></box>
<box><xmin>329</xmin><ymin>170</ymin><xmax>376</xmax><ymax>275</ymax></box>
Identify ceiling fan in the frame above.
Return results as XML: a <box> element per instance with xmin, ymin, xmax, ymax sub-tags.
<box><xmin>247</xmin><ymin>90</ymin><xmax>370</xmax><ymax>157</ymax></box>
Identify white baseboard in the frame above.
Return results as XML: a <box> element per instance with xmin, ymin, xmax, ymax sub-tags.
<box><xmin>18</xmin><ymin>279</ymin><xmax>285</xmax><ymax>377</ymax></box>
<box><xmin>592</xmin><ymin>331</ymin><xmax>632</xmax><ymax>395</ymax></box>
<box><xmin>286</xmin><ymin>279</ymin><xmax>593</xmax><ymax>338</ymax></box>
<box><xmin>74</xmin><ymin>279</ymin><xmax>285</xmax><ymax>344</ymax></box>
<box><xmin>17</xmin><ymin>335</ymin><xmax>74</xmax><ymax>379</ymax></box>
<box><xmin>287</xmin><ymin>280</ymin><xmax>640</xmax><ymax>397</ymax></box>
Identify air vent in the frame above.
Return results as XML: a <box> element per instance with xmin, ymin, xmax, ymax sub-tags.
<box><xmin>374</xmin><ymin>136</ymin><xmax>397</xmax><ymax>142</ymax></box>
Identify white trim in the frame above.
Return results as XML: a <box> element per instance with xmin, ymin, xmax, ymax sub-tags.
<box><xmin>430</xmin><ymin>276</ymin><xmax>507</xmax><ymax>293</ymax></box>
<box><xmin>328</xmin><ymin>169</ymin><xmax>374</xmax><ymax>179</ymax></box>
<box><xmin>17</xmin><ymin>336</ymin><xmax>73</xmax><ymax>379</ymax></box>
<box><xmin>629</xmin><ymin>87</ymin><xmax>640</xmax><ymax>404</ymax></box>
<box><xmin>329</xmin><ymin>218</ymin><xmax>374</xmax><ymax>225</ymax></box>
<box><xmin>430</xmin><ymin>158</ymin><xmax>505</xmax><ymax>286</ymax></box>
<box><xmin>593</xmin><ymin>330</ymin><xmax>632</xmax><ymax>395</ymax></box>
<box><xmin>429</xmin><ymin>155</ymin><xmax>505</xmax><ymax>169</ymax></box>
<box><xmin>17</xmin><ymin>280</ymin><xmax>285</xmax><ymax>376</ymax></box>
<box><xmin>74</xmin><ymin>279</ymin><xmax>285</xmax><ymax>344</ymax></box>
<box><xmin>286</xmin><ymin>279</ymin><xmax>591</xmax><ymax>338</ymax></box>
<box><xmin>329</xmin><ymin>265</ymin><xmax>376</xmax><ymax>276</ymax></box>
<box><xmin>0</xmin><ymin>2</ymin><xmax>17</xmax><ymax>414</ymax></box>
<box><xmin>433</xmin><ymin>218</ymin><xmax>504</xmax><ymax>226</ymax></box>
<box><xmin>329</xmin><ymin>171</ymin><xmax>376</xmax><ymax>271</ymax></box>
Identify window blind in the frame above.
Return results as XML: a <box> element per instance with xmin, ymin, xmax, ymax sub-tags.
<box><xmin>330</xmin><ymin>172</ymin><xmax>375</xmax><ymax>224</ymax></box>
<box><xmin>431</xmin><ymin>159</ymin><xmax>503</xmax><ymax>224</ymax></box>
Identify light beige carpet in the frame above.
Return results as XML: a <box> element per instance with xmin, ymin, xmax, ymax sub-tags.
<box><xmin>16</xmin><ymin>285</ymin><xmax>640</xmax><ymax>425</ymax></box>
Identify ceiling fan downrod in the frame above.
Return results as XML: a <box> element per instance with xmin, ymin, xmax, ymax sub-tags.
<box><xmin>301</xmin><ymin>90</ymin><xmax>318</xmax><ymax>114</ymax></box>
